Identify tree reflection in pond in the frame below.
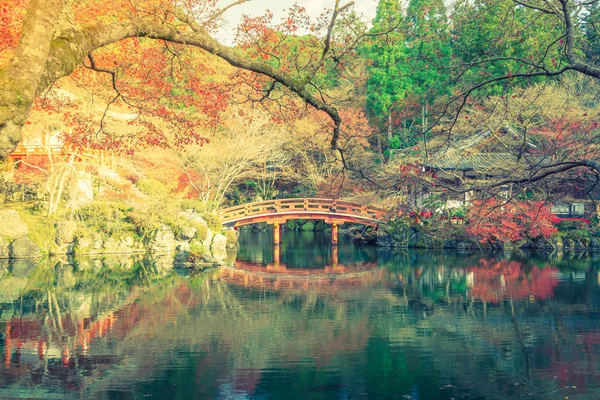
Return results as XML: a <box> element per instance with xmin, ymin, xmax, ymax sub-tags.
<box><xmin>0</xmin><ymin>243</ymin><xmax>599</xmax><ymax>399</ymax></box>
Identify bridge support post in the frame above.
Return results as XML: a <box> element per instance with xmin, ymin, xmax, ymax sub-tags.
<box><xmin>279</xmin><ymin>223</ymin><xmax>283</xmax><ymax>244</ymax></box>
<box><xmin>273</xmin><ymin>222</ymin><xmax>280</xmax><ymax>246</ymax></box>
<box><xmin>332</xmin><ymin>223</ymin><xmax>338</xmax><ymax>246</ymax></box>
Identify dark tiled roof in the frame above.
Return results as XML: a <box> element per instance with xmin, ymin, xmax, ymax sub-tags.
<box><xmin>427</xmin><ymin>153</ymin><xmax>528</xmax><ymax>171</ymax></box>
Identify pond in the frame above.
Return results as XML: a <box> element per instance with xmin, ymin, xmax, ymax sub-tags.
<box><xmin>1</xmin><ymin>230</ymin><xmax>600</xmax><ymax>399</ymax></box>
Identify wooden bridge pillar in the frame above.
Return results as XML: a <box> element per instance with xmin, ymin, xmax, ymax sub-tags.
<box><xmin>273</xmin><ymin>222</ymin><xmax>280</xmax><ymax>246</ymax></box>
<box><xmin>279</xmin><ymin>223</ymin><xmax>283</xmax><ymax>244</ymax></box>
<box><xmin>332</xmin><ymin>223</ymin><xmax>338</xmax><ymax>246</ymax></box>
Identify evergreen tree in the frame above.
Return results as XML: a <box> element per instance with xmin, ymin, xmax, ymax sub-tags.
<box><xmin>402</xmin><ymin>0</ymin><xmax>452</xmax><ymax>141</ymax></box>
<box><xmin>450</xmin><ymin>0</ymin><xmax>565</xmax><ymax>96</ymax></box>
<box><xmin>363</xmin><ymin>0</ymin><xmax>410</xmax><ymax>142</ymax></box>
<box><xmin>584</xmin><ymin>2</ymin><xmax>600</xmax><ymax>62</ymax></box>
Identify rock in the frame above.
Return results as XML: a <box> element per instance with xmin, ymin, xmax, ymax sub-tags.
<box><xmin>456</xmin><ymin>241</ymin><xmax>473</xmax><ymax>253</ymax></box>
<box><xmin>202</xmin><ymin>228</ymin><xmax>213</xmax><ymax>249</ymax></box>
<box><xmin>516</xmin><ymin>239</ymin><xmax>533</xmax><ymax>249</ymax></box>
<box><xmin>502</xmin><ymin>241</ymin><xmax>516</xmax><ymax>250</ymax></box>
<box><xmin>74</xmin><ymin>230</ymin><xmax>104</xmax><ymax>254</ymax></box>
<box><xmin>376</xmin><ymin>231</ymin><xmax>394</xmax><ymax>247</ymax></box>
<box><xmin>103</xmin><ymin>237</ymin><xmax>126</xmax><ymax>253</ymax></box>
<box><xmin>176</xmin><ymin>241</ymin><xmax>190</xmax><ymax>252</ymax></box>
<box><xmin>0</xmin><ymin>210</ymin><xmax>29</xmax><ymax>238</ymax></box>
<box><xmin>179</xmin><ymin>225</ymin><xmax>197</xmax><ymax>241</ymax></box>
<box><xmin>9</xmin><ymin>237</ymin><xmax>42</xmax><ymax>259</ymax></box>
<box><xmin>55</xmin><ymin>221</ymin><xmax>78</xmax><ymax>246</ymax></box>
<box><xmin>211</xmin><ymin>233</ymin><xmax>227</xmax><ymax>251</ymax></box>
<box><xmin>201</xmin><ymin>253</ymin><xmax>219</xmax><ymax>264</ymax></box>
<box><xmin>443</xmin><ymin>239</ymin><xmax>457</xmax><ymax>249</ymax></box>
<box><xmin>0</xmin><ymin>236</ymin><xmax>9</xmax><ymax>258</ymax></box>
<box><xmin>148</xmin><ymin>225</ymin><xmax>175</xmax><ymax>253</ymax></box>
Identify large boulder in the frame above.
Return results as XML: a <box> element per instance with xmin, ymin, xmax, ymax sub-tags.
<box><xmin>9</xmin><ymin>237</ymin><xmax>42</xmax><ymax>259</ymax></box>
<box><xmin>0</xmin><ymin>210</ymin><xmax>29</xmax><ymax>238</ymax></box>
<box><xmin>103</xmin><ymin>235</ymin><xmax>142</xmax><ymax>254</ymax></box>
<box><xmin>202</xmin><ymin>228</ymin><xmax>213</xmax><ymax>249</ymax></box>
<box><xmin>74</xmin><ymin>230</ymin><xmax>104</xmax><ymax>254</ymax></box>
<box><xmin>148</xmin><ymin>225</ymin><xmax>175</xmax><ymax>253</ymax></box>
<box><xmin>179</xmin><ymin>211</ymin><xmax>213</xmax><ymax>247</ymax></box>
<box><xmin>55</xmin><ymin>221</ymin><xmax>78</xmax><ymax>246</ymax></box>
<box><xmin>211</xmin><ymin>233</ymin><xmax>227</xmax><ymax>251</ymax></box>
<box><xmin>178</xmin><ymin>225</ymin><xmax>197</xmax><ymax>241</ymax></box>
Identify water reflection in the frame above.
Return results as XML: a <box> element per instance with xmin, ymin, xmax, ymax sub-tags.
<box><xmin>0</xmin><ymin>234</ymin><xmax>599</xmax><ymax>399</ymax></box>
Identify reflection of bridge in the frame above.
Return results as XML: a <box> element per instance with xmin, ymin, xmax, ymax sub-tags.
<box><xmin>218</xmin><ymin>198</ymin><xmax>388</xmax><ymax>246</ymax></box>
<box><xmin>219</xmin><ymin>262</ymin><xmax>382</xmax><ymax>291</ymax></box>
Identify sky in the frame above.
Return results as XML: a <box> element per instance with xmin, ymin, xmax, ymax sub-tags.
<box><xmin>215</xmin><ymin>0</ymin><xmax>379</xmax><ymax>43</ymax></box>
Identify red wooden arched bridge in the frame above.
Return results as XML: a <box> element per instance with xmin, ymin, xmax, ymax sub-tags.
<box><xmin>217</xmin><ymin>198</ymin><xmax>388</xmax><ymax>246</ymax></box>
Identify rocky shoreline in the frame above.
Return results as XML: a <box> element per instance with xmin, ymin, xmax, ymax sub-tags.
<box><xmin>0</xmin><ymin>209</ymin><xmax>238</xmax><ymax>268</ymax></box>
<box><xmin>3</xmin><ymin>207</ymin><xmax>598</xmax><ymax>266</ymax></box>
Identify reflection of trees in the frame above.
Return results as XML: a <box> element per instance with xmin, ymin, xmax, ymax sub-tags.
<box><xmin>467</xmin><ymin>259</ymin><xmax>559</xmax><ymax>303</ymax></box>
<box><xmin>1</xmin><ymin>253</ymin><xmax>600</xmax><ymax>399</ymax></box>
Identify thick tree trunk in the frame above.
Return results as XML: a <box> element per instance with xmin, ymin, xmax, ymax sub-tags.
<box><xmin>0</xmin><ymin>0</ymin><xmax>65</xmax><ymax>158</ymax></box>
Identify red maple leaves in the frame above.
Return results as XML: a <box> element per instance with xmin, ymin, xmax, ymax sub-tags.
<box><xmin>467</xmin><ymin>198</ymin><xmax>557</xmax><ymax>243</ymax></box>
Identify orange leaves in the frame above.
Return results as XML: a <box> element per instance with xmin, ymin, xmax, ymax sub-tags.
<box><xmin>467</xmin><ymin>198</ymin><xmax>557</xmax><ymax>243</ymax></box>
<box><xmin>339</xmin><ymin>108</ymin><xmax>374</xmax><ymax>148</ymax></box>
<box><xmin>0</xmin><ymin>0</ymin><xmax>27</xmax><ymax>65</ymax></box>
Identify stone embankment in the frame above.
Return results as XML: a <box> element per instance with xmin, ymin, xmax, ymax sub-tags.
<box><xmin>374</xmin><ymin>220</ymin><xmax>600</xmax><ymax>252</ymax></box>
<box><xmin>0</xmin><ymin>209</ymin><xmax>238</xmax><ymax>268</ymax></box>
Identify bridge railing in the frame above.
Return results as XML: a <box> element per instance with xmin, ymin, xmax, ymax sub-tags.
<box><xmin>217</xmin><ymin>198</ymin><xmax>388</xmax><ymax>223</ymax></box>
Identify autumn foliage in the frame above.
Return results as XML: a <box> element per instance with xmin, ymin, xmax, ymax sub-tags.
<box><xmin>467</xmin><ymin>198</ymin><xmax>557</xmax><ymax>243</ymax></box>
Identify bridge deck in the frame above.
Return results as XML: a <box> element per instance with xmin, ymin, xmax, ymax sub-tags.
<box><xmin>218</xmin><ymin>198</ymin><xmax>388</xmax><ymax>227</ymax></box>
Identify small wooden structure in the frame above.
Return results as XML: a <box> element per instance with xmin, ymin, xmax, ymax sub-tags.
<box><xmin>6</xmin><ymin>132</ymin><xmax>64</xmax><ymax>164</ymax></box>
<box><xmin>218</xmin><ymin>198</ymin><xmax>388</xmax><ymax>246</ymax></box>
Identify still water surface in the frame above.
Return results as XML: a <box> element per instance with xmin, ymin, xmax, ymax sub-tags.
<box><xmin>1</xmin><ymin>231</ymin><xmax>600</xmax><ymax>399</ymax></box>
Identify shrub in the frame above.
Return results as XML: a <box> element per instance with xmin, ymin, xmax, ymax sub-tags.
<box><xmin>224</xmin><ymin>229</ymin><xmax>238</xmax><ymax>247</ymax></box>
<box><xmin>557</xmin><ymin>220</ymin><xmax>588</xmax><ymax>231</ymax></box>
<box><xmin>466</xmin><ymin>199</ymin><xmax>557</xmax><ymax>243</ymax></box>
<box><xmin>127</xmin><ymin>210</ymin><xmax>161</xmax><ymax>239</ymax></box>
<box><xmin>190</xmin><ymin>222</ymin><xmax>208</xmax><ymax>242</ymax></box>
<box><xmin>74</xmin><ymin>201</ymin><xmax>133</xmax><ymax>237</ymax></box>
<box><xmin>179</xmin><ymin>199</ymin><xmax>207</xmax><ymax>213</ymax></box>
<box><xmin>449</xmin><ymin>207</ymin><xmax>467</xmax><ymax>218</ymax></box>
<box><xmin>136</xmin><ymin>178</ymin><xmax>169</xmax><ymax>197</ymax></box>
<box><xmin>187</xmin><ymin>242</ymin><xmax>207</xmax><ymax>265</ymax></box>
<box><xmin>202</xmin><ymin>212</ymin><xmax>222</xmax><ymax>233</ymax></box>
